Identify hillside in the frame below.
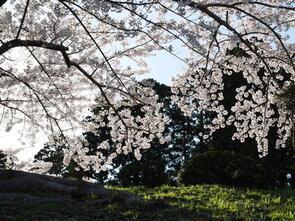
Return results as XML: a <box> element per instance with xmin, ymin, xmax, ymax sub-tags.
<box><xmin>1</xmin><ymin>183</ymin><xmax>295</xmax><ymax>220</ymax></box>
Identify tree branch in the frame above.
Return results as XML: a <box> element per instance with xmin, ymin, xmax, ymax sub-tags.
<box><xmin>0</xmin><ymin>39</ymin><xmax>71</xmax><ymax>67</ymax></box>
<box><xmin>0</xmin><ymin>0</ymin><xmax>7</xmax><ymax>8</ymax></box>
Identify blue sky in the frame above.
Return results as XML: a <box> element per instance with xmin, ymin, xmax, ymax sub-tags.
<box><xmin>143</xmin><ymin>51</ymin><xmax>185</xmax><ymax>85</ymax></box>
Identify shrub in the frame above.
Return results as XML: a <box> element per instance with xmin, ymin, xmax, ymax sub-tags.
<box><xmin>117</xmin><ymin>153</ymin><xmax>169</xmax><ymax>188</ymax></box>
<box><xmin>178</xmin><ymin>151</ymin><xmax>267</xmax><ymax>188</ymax></box>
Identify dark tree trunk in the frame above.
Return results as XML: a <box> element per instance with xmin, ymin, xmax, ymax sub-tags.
<box><xmin>0</xmin><ymin>0</ymin><xmax>7</xmax><ymax>7</ymax></box>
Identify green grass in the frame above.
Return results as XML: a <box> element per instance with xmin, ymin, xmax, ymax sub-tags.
<box><xmin>114</xmin><ymin>185</ymin><xmax>295</xmax><ymax>221</ymax></box>
<box><xmin>1</xmin><ymin>185</ymin><xmax>295</xmax><ymax>220</ymax></box>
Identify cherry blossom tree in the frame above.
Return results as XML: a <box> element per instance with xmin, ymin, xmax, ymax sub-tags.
<box><xmin>169</xmin><ymin>1</ymin><xmax>295</xmax><ymax>157</ymax></box>
<box><xmin>0</xmin><ymin>0</ymin><xmax>294</xmax><ymax>176</ymax></box>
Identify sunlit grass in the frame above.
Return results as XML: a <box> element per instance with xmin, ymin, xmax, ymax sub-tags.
<box><xmin>114</xmin><ymin>185</ymin><xmax>295</xmax><ymax>220</ymax></box>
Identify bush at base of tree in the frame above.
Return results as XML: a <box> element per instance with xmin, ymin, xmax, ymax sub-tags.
<box><xmin>178</xmin><ymin>151</ymin><xmax>269</xmax><ymax>188</ymax></box>
<box><xmin>117</xmin><ymin>149</ymin><xmax>170</xmax><ymax>188</ymax></box>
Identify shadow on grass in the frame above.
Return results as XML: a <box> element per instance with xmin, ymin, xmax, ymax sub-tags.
<box><xmin>0</xmin><ymin>190</ymin><xmax>215</xmax><ymax>221</ymax></box>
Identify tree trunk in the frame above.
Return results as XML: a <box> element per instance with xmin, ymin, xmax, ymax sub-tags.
<box><xmin>0</xmin><ymin>0</ymin><xmax>7</xmax><ymax>7</ymax></box>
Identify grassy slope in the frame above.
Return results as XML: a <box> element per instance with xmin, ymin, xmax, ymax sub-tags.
<box><xmin>1</xmin><ymin>185</ymin><xmax>295</xmax><ymax>221</ymax></box>
<box><xmin>119</xmin><ymin>185</ymin><xmax>295</xmax><ymax>220</ymax></box>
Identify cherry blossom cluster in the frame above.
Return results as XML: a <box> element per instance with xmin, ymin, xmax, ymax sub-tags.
<box><xmin>167</xmin><ymin>1</ymin><xmax>294</xmax><ymax>156</ymax></box>
<box><xmin>62</xmin><ymin>84</ymin><xmax>169</xmax><ymax>172</ymax></box>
